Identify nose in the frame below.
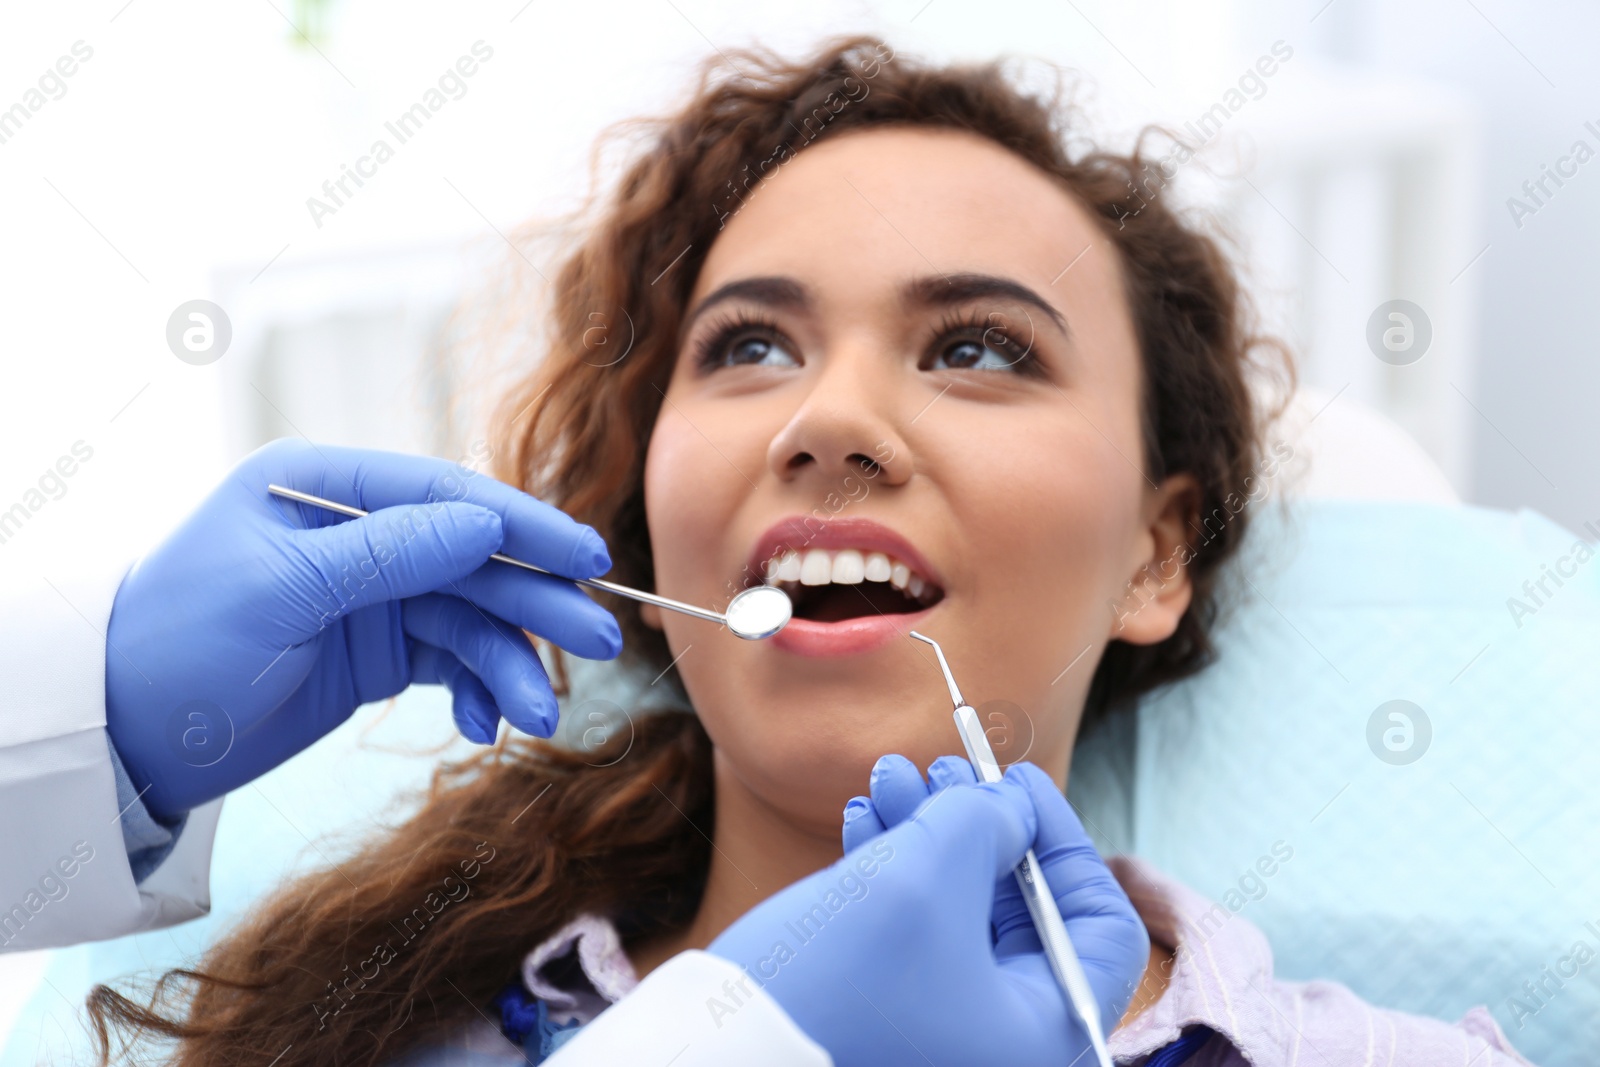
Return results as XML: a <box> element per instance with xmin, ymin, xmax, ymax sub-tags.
<box><xmin>765</xmin><ymin>349</ymin><xmax>913</xmax><ymax>489</ymax></box>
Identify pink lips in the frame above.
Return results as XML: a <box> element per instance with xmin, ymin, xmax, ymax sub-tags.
<box><xmin>743</xmin><ymin>517</ymin><xmax>944</xmax><ymax>658</ymax></box>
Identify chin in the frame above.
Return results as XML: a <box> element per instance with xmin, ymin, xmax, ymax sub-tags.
<box><xmin>720</xmin><ymin>698</ymin><xmax>959</xmax><ymax>815</ymax></box>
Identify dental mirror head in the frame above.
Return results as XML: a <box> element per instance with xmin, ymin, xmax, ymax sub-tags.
<box><xmin>724</xmin><ymin>584</ymin><xmax>793</xmax><ymax>640</ymax></box>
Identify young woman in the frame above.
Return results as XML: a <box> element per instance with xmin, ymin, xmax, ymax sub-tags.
<box><xmin>91</xmin><ymin>37</ymin><xmax>1531</xmax><ymax>1067</ymax></box>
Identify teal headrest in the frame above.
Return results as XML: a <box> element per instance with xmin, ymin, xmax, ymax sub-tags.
<box><xmin>1071</xmin><ymin>499</ymin><xmax>1600</xmax><ymax>1067</ymax></box>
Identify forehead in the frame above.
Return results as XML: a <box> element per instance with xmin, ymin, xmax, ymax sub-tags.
<box><xmin>689</xmin><ymin>126</ymin><xmax>1117</xmax><ymax>308</ymax></box>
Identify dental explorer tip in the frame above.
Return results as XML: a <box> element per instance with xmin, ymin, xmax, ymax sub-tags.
<box><xmin>908</xmin><ymin>631</ymin><xmax>964</xmax><ymax>708</ymax></box>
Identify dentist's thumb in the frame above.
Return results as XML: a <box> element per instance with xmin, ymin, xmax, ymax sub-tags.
<box><xmin>903</xmin><ymin>769</ymin><xmax>1044</xmax><ymax>888</ymax></box>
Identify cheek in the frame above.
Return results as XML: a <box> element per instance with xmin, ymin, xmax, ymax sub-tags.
<box><xmin>951</xmin><ymin>414</ymin><xmax>1142</xmax><ymax>672</ymax></box>
<box><xmin>1009</xmin><ymin>447</ymin><xmax>1131</xmax><ymax>570</ymax></box>
<box><xmin>643</xmin><ymin>408</ymin><xmax>746</xmax><ymax>601</ymax></box>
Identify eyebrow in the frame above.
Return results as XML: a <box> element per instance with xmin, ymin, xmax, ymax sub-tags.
<box><xmin>681</xmin><ymin>271</ymin><xmax>1069</xmax><ymax>337</ymax></box>
<box><xmin>682</xmin><ymin>276</ymin><xmax>810</xmax><ymax>335</ymax></box>
<box><xmin>903</xmin><ymin>272</ymin><xmax>1069</xmax><ymax>336</ymax></box>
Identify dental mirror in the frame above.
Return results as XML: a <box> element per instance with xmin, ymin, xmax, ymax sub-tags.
<box><xmin>722</xmin><ymin>583</ymin><xmax>793</xmax><ymax>640</ymax></box>
<box><xmin>265</xmin><ymin>485</ymin><xmax>793</xmax><ymax>640</ymax></box>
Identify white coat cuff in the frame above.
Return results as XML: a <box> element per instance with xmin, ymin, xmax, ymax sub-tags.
<box><xmin>106</xmin><ymin>734</ymin><xmax>187</xmax><ymax>882</ymax></box>
<box><xmin>0</xmin><ymin>561</ymin><xmax>219</xmax><ymax>951</ymax></box>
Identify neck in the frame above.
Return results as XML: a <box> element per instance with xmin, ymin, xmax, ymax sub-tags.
<box><xmin>623</xmin><ymin>744</ymin><xmax>1173</xmax><ymax>1034</ymax></box>
<box><xmin>628</xmin><ymin>748</ymin><xmax>841</xmax><ymax>977</ymax></box>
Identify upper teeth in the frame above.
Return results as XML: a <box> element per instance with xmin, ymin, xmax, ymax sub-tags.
<box><xmin>764</xmin><ymin>548</ymin><xmax>935</xmax><ymax>600</ymax></box>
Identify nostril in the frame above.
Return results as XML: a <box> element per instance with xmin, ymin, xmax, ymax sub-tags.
<box><xmin>849</xmin><ymin>453</ymin><xmax>879</xmax><ymax>478</ymax></box>
<box><xmin>785</xmin><ymin>451</ymin><xmax>816</xmax><ymax>472</ymax></box>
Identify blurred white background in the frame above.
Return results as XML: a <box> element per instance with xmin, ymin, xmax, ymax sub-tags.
<box><xmin>2</xmin><ymin>0</ymin><xmax>1597</xmax><ymax>1051</ymax></box>
<box><xmin>4</xmin><ymin>0</ymin><xmax>1598</xmax><ymax>583</ymax></box>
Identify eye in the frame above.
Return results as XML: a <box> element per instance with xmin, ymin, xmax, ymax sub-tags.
<box><xmin>923</xmin><ymin>311</ymin><xmax>1038</xmax><ymax>375</ymax></box>
<box><xmin>694</xmin><ymin>313</ymin><xmax>800</xmax><ymax>371</ymax></box>
<box><xmin>932</xmin><ymin>337</ymin><xmax>1021</xmax><ymax>371</ymax></box>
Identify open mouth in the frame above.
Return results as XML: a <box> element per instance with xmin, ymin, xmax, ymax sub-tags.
<box><xmin>762</xmin><ymin>548</ymin><xmax>945</xmax><ymax>623</ymax></box>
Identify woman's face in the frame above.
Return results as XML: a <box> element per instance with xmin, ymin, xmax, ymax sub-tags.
<box><xmin>643</xmin><ymin>127</ymin><xmax>1194</xmax><ymax>837</ymax></box>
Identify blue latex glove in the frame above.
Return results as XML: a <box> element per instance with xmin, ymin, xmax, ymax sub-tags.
<box><xmin>844</xmin><ymin>755</ymin><xmax>1150</xmax><ymax>1030</ymax></box>
<box><xmin>709</xmin><ymin>760</ymin><xmax>1149</xmax><ymax>1067</ymax></box>
<box><xmin>105</xmin><ymin>439</ymin><xmax>622</xmax><ymax>819</ymax></box>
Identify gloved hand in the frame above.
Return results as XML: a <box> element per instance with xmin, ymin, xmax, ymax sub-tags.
<box><xmin>709</xmin><ymin>759</ymin><xmax>1149</xmax><ymax>1067</ymax></box>
<box><xmin>105</xmin><ymin>438</ymin><xmax>621</xmax><ymax>819</ymax></box>
<box><xmin>844</xmin><ymin>755</ymin><xmax>1150</xmax><ymax>1041</ymax></box>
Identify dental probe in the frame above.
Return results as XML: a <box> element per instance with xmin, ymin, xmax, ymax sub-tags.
<box><xmin>265</xmin><ymin>485</ymin><xmax>792</xmax><ymax>640</ymax></box>
<box><xmin>908</xmin><ymin>631</ymin><xmax>1114</xmax><ymax>1067</ymax></box>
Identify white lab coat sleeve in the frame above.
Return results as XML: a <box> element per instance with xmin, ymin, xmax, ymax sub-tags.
<box><xmin>0</xmin><ymin>563</ymin><xmax>222</xmax><ymax>952</ymax></box>
<box><xmin>546</xmin><ymin>951</ymin><xmax>833</xmax><ymax>1067</ymax></box>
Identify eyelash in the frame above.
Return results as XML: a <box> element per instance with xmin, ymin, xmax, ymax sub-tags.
<box><xmin>928</xmin><ymin>309</ymin><xmax>1043</xmax><ymax>377</ymax></box>
<box><xmin>692</xmin><ymin>310</ymin><xmax>787</xmax><ymax>371</ymax></box>
<box><xmin>690</xmin><ymin>308</ymin><xmax>1045</xmax><ymax>377</ymax></box>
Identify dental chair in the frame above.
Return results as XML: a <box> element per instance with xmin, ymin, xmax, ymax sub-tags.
<box><xmin>1066</xmin><ymin>388</ymin><xmax>1597</xmax><ymax>1067</ymax></box>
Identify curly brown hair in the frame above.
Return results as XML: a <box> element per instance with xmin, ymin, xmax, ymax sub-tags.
<box><xmin>89</xmin><ymin>35</ymin><xmax>1287</xmax><ymax>1067</ymax></box>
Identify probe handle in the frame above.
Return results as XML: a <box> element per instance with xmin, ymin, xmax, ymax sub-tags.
<box><xmin>952</xmin><ymin>704</ymin><xmax>1113</xmax><ymax>1067</ymax></box>
<box><xmin>1015</xmin><ymin>853</ymin><xmax>1113</xmax><ymax>1067</ymax></box>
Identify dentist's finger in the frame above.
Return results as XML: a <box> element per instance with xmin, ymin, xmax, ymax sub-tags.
<box><xmin>443</xmin><ymin>567</ymin><xmax>622</xmax><ymax>662</ymax></box>
<box><xmin>271</xmin><ymin>442</ymin><xmax>612</xmax><ymax>579</ymax></box>
<box><xmin>915</xmin><ymin>774</ymin><xmax>1040</xmax><ymax>885</ymax></box>
<box><xmin>851</xmin><ymin>756</ymin><xmax>979</xmax><ymax>852</ymax></box>
<box><xmin>996</xmin><ymin>762</ymin><xmax>1149</xmax><ymax>1025</ymax></box>
<box><xmin>1006</xmin><ymin>763</ymin><xmax>1130</xmax><ymax>926</ymax></box>
<box><xmin>928</xmin><ymin>756</ymin><xmax>1027</xmax><ymax>940</ymax></box>
<box><xmin>403</xmin><ymin>594</ymin><xmax>557</xmax><ymax>737</ymax></box>
<box><xmin>408</xmin><ymin>639</ymin><xmax>504</xmax><ymax>745</ymax></box>
<box><xmin>262</xmin><ymin>446</ymin><xmax>622</xmax><ymax>658</ymax></box>
<box><xmin>287</xmin><ymin>502</ymin><xmax>504</xmax><ymax>627</ymax></box>
<box><xmin>867</xmin><ymin>754</ymin><xmax>931</xmax><ymax>826</ymax></box>
<box><xmin>927</xmin><ymin>755</ymin><xmax>979</xmax><ymax>791</ymax></box>
<box><xmin>840</xmin><ymin>795</ymin><xmax>886</xmax><ymax>853</ymax></box>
